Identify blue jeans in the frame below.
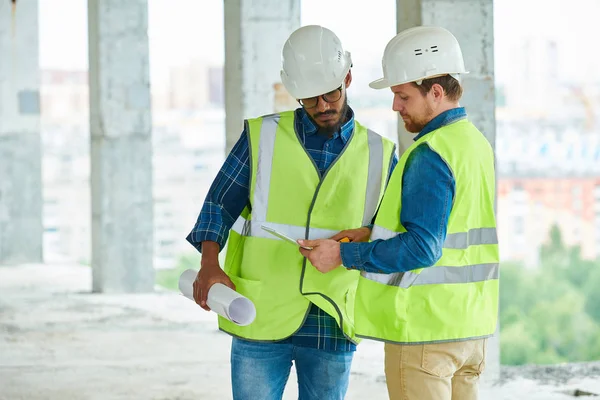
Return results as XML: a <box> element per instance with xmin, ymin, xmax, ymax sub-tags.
<box><xmin>230</xmin><ymin>337</ymin><xmax>354</xmax><ymax>400</ymax></box>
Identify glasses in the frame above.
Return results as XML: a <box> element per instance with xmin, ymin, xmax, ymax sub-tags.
<box><xmin>299</xmin><ymin>85</ymin><xmax>343</xmax><ymax>109</ymax></box>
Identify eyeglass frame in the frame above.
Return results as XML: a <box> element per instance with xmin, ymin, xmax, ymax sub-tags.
<box><xmin>298</xmin><ymin>84</ymin><xmax>344</xmax><ymax>109</ymax></box>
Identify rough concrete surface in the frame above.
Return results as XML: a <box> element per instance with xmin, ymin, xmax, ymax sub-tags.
<box><xmin>0</xmin><ymin>0</ymin><xmax>44</xmax><ymax>265</ymax></box>
<box><xmin>88</xmin><ymin>0</ymin><xmax>154</xmax><ymax>293</ymax></box>
<box><xmin>1</xmin><ymin>264</ymin><xmax>599</xmax><ymax>400</ymax></box>
<box><xmin>224</xmin><ymin>0</ymin><xmax>300</xmax><ymax>154</ymax></box>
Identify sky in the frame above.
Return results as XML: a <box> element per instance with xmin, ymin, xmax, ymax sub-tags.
<box><xmin>37</xmin><ymin>0</ymin><xmax>600</xmax><ymax>88</ymax></box>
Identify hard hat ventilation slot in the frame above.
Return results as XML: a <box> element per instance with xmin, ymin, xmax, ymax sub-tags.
<box><xmin>431</xmin><ymin>45</ymin><xmax>439</xmax><ymax>53</ymax></box>
<box><xmin>414</xmin><ymin>49</ymin><xmax>423</xmax><ymax>56</ymax></box>
<box><xmin>337</xmin><ymin>51</ymin><xmax>342</xmax><ymax>61</ymax></box>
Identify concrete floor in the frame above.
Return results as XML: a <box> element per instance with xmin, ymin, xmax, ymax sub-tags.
<box><xmin>1</xmin><ymin>263</ymin><xmax>598</xmax><ymax>400</ymax></box>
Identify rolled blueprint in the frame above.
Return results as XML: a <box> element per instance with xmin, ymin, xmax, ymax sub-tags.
<box><xmin>178</xmin><ymin>269</ymin><xmax>256</xmax><ymax>326</ymax></box>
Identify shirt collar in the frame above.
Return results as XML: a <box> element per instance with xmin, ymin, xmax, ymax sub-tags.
<box><xmin>296</xmin><ymin>107</ymin><xmax>355</xmax><ymax>144</ymax></box>
<box><xmin>414</xmin><ymin>107</ymin><xmax>467</xmax><ymax>141</ymax></box>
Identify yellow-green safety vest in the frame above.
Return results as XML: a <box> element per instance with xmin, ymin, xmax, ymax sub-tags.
<box><xmin>220</xmin><ymin>110</ymin><xmax>396</xmax><ymax>343</ymax></box>
<box><xmin>355</xmin><ymin>118</ymin><xmax>499</xmax><ymax>344</ymax></box>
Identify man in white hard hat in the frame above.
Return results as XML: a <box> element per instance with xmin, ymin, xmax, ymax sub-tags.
<box><xmin>186</xmin><ymin>25</ymin><xmax>397</xmax><ymax>400</ymax></box>
<box><xmin>298</xmin><ymin>26</ymin><xmax>499</xmax><ymax>400</ymax></box>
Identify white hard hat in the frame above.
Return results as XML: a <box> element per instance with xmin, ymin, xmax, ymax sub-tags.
<box><xmin>369</xmin><ymin>26</ymin><xmax>468</xmax><ymax>90</ymax></box>
<box><xmin>281</xmin><ymin>25</ymin><xmax>352</xmax><ymax>99</ymax></box>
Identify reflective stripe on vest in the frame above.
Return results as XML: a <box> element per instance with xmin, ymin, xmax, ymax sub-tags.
<box><xmin>444</xmin><ymin>228</ymin><xmax>498</xmax><ymax>249</ymax></box>
<box><xmin>363</xmin><ymin>224</ymin><xmax>499</xmax><ymax>288</ymax></box>
<box><xmin>363</xmin><ymin>129</ymin><xmax>384</xmax><ymax>226</ymax></box>
<box><xmin>231</xmin><ymin>215</ymin><xmax>338</xmax><ymax>240</ymax></box>
<box><xmin>370</xmin><ymin>225</ymin><xmax>498</xmax><ymax>249</ymax></box>
<box><xmin>361</xmin><ymin>263</ymin><xmax>499</xmax><ymax>288</ymax></box>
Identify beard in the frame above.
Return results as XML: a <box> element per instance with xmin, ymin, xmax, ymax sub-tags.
<box><xmin>403</xmin><ymin>118</ymin><xmax>427</xmax><ymax>133</ymax></box>
<box><xmin>402</xmin><ymin>102</ymin><xmax>434</xmax><ymax>133</ymax></box>
<box><xmin>309</xmin><ymin>97</ymin><xmax>350</xmax><ymax>137</ymax></box>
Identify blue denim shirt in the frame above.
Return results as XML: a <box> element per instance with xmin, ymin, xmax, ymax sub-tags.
<box><xmin>340</xmin><ymin>107</ymin><xmax>466</xmax><ymax>273</ymax></box>
<box><xmin>187</xmin><ymin>107</ymin><xmax>397</xmax><ymax>352</ymax></box>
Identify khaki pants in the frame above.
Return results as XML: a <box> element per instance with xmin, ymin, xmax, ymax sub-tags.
<box><xmin>384</xmin><ymin>338</ymin><xmax>487</xmax><ymax>400</ymax></box>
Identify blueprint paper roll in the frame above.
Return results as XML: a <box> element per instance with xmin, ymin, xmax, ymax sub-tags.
<box><xmin>178</xmin><ymin>269</ymin><xmax>256</xmax><ymax>326</ymax></box>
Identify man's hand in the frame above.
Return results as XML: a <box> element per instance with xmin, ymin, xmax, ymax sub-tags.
<box><xmin>298</xmin><ymin>239</ymin><xmax>343</xmax><ymax>273</ymax></box>
<box><xmin>192</xmin><ymin>263</ymin><xmax>236</xmax><ymax>311</ymax></box>
<box><xmin>329</xmin><ymin>227</ymin><xmax>372</xmax><ymax>243</ymax></box>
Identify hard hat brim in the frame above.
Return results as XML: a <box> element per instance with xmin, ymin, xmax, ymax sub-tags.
<box><xmin>369</xmin><ymin>71</ymin><xmax>469</xmax><ymax>90</ymax></box>
<box><xmin>369</xmin><ymin>77</ymin><xmax>393</xmax><ymax>90</ymax></box>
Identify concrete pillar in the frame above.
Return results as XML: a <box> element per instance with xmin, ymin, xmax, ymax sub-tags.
<box><xmin>0</xmin><ymin>0</ymin><xmax>43</xmax><ymax>265</ymax></box>
<box><xmin>395</xmin><ymin>0</ymin><xmax>496</xmax><ymax>151</ymax></box>
<box><xmin>88</xmin><ymin>0</ymin><xmax>154</xmax><ymax>292</ymax></box>
<box><xmin>223</xmin><ymin>0</ymin><xmax>301</xmax><ymax>153</ymax></box>
<box><xmin>396</xmin><ymin>0</ymin><xmax>500</xmax><ymax>383</ymax></box>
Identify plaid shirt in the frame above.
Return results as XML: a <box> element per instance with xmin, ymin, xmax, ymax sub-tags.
<box><xmin>187</xmin><ymin>107</ymin><xmax>397</xmax><ymax>352</ymax></box>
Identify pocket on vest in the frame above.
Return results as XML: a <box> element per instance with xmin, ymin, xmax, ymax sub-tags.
<box><xmin>228</xmin><ymin>274</ymin><xmax>263</xmax><ymax>310</ymax></box>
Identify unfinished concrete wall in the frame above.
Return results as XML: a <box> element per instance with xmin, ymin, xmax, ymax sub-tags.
<box><xmin>223</xmin><ymin>0</ymin><xmax>301</xmax><ymax>153</ymax></box>
<box><xmin>396</xmin><ymin>0</ymin><xmax>500</xmax><ymax>383</ymax></box>
<box><xmin>0</xmin><ymin>0</ymin><xmax>43</xmax><ymax>265</ymax></box>
<box><xmin>88</xmin><ymin>0</ymin><xmax>154</xmax><ymax>292</ymax></box>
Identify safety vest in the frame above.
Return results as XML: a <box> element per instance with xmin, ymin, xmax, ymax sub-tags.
<box><xmin>219</xmin><ymin>111</ymin><xmax>396</xmax><ymax>343</ymax></box>
<box><xmin>355</xmin><ymin>118</ymin><xmax>499</xmax><ymax>344</ymax></box>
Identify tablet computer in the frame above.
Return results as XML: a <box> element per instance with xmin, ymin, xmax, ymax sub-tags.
<box><xmin>261</xmin><ymin>225</ymin><xmax>313</xmax><ymax>250</ymax></box>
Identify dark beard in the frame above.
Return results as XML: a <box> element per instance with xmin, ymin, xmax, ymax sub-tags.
<box><xmin>310</xmin><ymin>97</ymin><xmax>350</xmax><ymax>137</ymax></box>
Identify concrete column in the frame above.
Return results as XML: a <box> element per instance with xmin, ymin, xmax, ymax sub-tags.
<box><xmin>396</xmin><ymin>0</ymin><xmax>500</xmax><ymax>383</ymax></box>
<box><xmin>223</xmin><ymin>0</ymin><xmax>301</xmax><ymax>153</ymax></box>
<box><xmin>88</xmin><ymin>0</ymin><xmax>154</xmax><ymax>292</ymax></box>
<box><xmin>0</xmin><ymin>0</ymin><xmax>43</xmax><ymax>265</ymax></box>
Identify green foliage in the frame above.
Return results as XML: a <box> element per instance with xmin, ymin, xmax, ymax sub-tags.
<box><xmin>155</xmin><ymin>247</ymin><xmax>228</xmax><ymax>291</ymax></box>
<box><xmin>584</xmin><ymin>265</ymin><xmax>600</xmax><ymax>324</ymax></box>
<box><xmin>500</xmin><ymin>224</ymin><xmax>600</xmax><ymax>365</ymax></box>
<box><xmin>500</xmin><ymin>321</ymin><xmax>540</xmax><ymax>365</ymax></box>
<box><xmin>155</xmin><ymin>252</ymin><xmax>201</xmax><ymax>291</ymax></box>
